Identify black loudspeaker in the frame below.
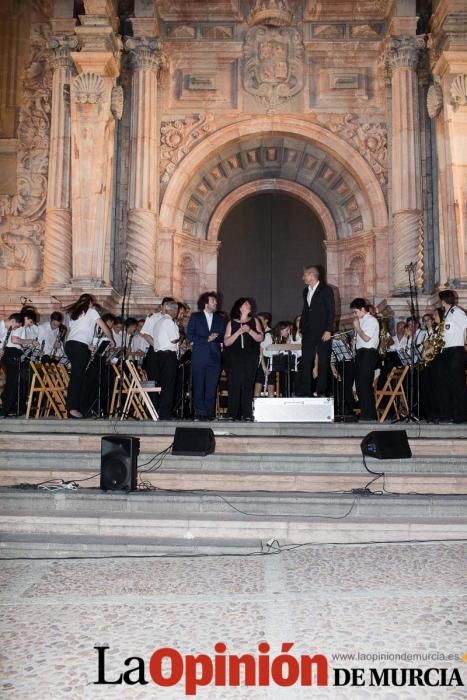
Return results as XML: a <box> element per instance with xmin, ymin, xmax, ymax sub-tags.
<box><xmin>100</xmin><ymin>435</ymin><xmax>140</xmax><ymax>491</ymax></box>
<box><xmin>361</xmin><ymin>430</ymin><xmax>412</xmax><ymax>460</ymax></box>
<box><xmin>172</xmin><ymin>427</ymin><xmax>215</xmax><ymax>456</ymax></box>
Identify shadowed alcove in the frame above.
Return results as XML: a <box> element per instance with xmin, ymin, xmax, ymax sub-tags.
<box><xmin>217</xmin><ymin>192</ymin><xmax>325</xmax><ymax>321</ymax></box>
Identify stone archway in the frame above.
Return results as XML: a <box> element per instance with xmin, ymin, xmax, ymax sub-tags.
<box><xmin>158</xmin><ymin>115</ymin><xmax>388</xmax><ymax>304</ymax></box>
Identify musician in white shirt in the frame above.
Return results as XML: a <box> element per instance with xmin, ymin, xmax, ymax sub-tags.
<box><xmin>351</xmin><ymin>297</ymin><xmax>380</xmax><ymax>421</ymax></box>
<box><xmin>64</xmin><ymin>294</ymin><xmax>114</xmax><ymax>418</ymax></box>
<box><xmin>37</xmin><ymin>312</ymin><xmax>63</xmax><ymax>361</ymax></box>
<box><xmin>152</xmin><ymin>301</ymin><xmax>180</xmax><ymax>420</ymax></box>
<box><xmin>438</xmin><ymin>290</ymin><xmax>467</xmax><ymax>422</ymax></box>
<box><xmin>140</xmin><ymin>297</ymin><xmax>175</xmax><ymax>381</ymax></box>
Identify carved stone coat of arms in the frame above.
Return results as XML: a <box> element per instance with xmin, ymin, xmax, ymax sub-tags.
<box><xmin>243</xmin><ymin>26</ymin><xmax>304</xmax><ymax>108</ymax></box>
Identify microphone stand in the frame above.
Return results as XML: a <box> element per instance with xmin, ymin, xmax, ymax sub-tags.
<box><xmin>394</xmin><ymin>262</ymin><xmax>420</xmax><ymax>423</ymax></box>
<box><xmin>115</xmin><ymin>260</ymin><xmax>135</xmax><ymax>418</ymax></box>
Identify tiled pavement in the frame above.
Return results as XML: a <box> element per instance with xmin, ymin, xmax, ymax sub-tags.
<box><xmin>0</xmin><ymin>541</ymin><xmax>465</xmax><ymax>699</ymax></box>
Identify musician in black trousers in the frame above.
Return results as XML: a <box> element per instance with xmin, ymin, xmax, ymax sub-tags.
<box><xmin>1</xmin><ymin>314</ymin><xmax>23</xmax><ymax>417</ymax></box>
<box><xmin>300</xmin><ymin>265</ymin><xmax>335</xmax><ymax>397</ymax></box>
<box><xmin>350</xmin><ymin>298</ymin><xmax>380</xmax><ymax>421</ymax></box>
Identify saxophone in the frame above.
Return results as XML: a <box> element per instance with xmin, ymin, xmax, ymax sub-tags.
<box><xmin>421</xmin><ymin>321</ymin><xmax>445</xmax><ymax>365</ymax></box>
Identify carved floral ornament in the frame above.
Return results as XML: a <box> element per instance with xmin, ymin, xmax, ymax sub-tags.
<box><xmin>243</xmin><ymin>25</ymin><xmax>304</xmax><ymax>108</ymax></box>
<box><xmin>0</xmin><ymin>22</ymin><xmax>50</xmax><ymax>289</ymax></box>
<box><xmin>160</xmin><ymin>113</ymin><xmax>215</xmax><ymax>183</ymax></box>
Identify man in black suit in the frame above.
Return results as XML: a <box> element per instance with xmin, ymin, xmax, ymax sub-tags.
<box><xmin>300</xmin><ymin>265</ymin><xmax>335</xmax><ymax>397</ymax></box>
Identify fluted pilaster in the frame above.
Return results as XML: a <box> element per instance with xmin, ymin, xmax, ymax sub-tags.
<box><xmin>125</xmin><ymin>37</ymin><xmax>165</xmax><ymax>291</ymax></box>
<box><xmin>43</xmin><ymin>36</ymin><xmax>77</xmax><ymax>286</ymax></box>
<box><xmin>388</xmin><ymin>35</ymin><xmax>426</xmax><ymax>290</ymax></box>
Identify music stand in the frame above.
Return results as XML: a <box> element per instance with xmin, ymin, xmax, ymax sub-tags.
<box><xmin>332</xmin><ymin>338</ymin><xmax>354</xmax><ymax>420</ymax></box>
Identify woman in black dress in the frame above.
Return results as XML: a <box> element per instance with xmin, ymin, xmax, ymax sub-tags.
<box><xmin>224</xmin><ymin>298</ymin><xmax>263</xmax><ymax>420</ymax></box>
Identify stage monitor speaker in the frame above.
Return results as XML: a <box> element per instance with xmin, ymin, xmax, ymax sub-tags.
<box><xmin>172</xmin><ymin>427</ymin><xmax>215</xmax><ymax>456</ymax></box>
<box><xmin>361</xmin><ymin>430</ymin><xmax>412</xmax><ymax>460</ymax></box>
<box><xmin>100</xmin><ymin>435</ymin><xmax>140</xmax><ymax>491</ymax></box>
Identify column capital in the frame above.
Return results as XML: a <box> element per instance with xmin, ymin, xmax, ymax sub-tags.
<box><xmin>48</xmin><ymin>36</ymin><xmax>79</xmax><ymax>70</ymax></box>
<box><xmin>388</xmin><ymin>35</ymin><xmax>426</xmax><ymax>71</ymax></box>
<box><xmin>124</xmin><ymin>36</ymin><xmax>166</xmax><ymax>72</ymax></box>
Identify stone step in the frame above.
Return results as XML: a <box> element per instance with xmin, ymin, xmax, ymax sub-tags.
<box><xmin>1</xmin><ymin>488</ymin><xmax>465</xmax><ymax>518</ymax></box>
<box><xmin>1</xmin><ymin>432</ymin><xmax>465</xmax><ymax>456</ymax></box>
<box><xmin>1</xmin><ymin>417</ymin><xmax>466</xmax><ymax>439</ymax></box>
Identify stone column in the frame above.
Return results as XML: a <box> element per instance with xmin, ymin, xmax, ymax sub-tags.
<box><xmin>389</xmin><ymin>35</ymin><xmax>426</xmax><ymax>291</ymax></box>
<box><xmin>124</xmin><ymin>37</ymin><xmax>164</xmax><ymax>292</ymax></box>
<box><xmin>43</xmin><ymin>36</ymin><xmax>77</xmax><ymax>287</ymax></box>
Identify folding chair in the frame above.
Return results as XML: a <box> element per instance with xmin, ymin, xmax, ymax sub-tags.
<box><xmin>375</xmin><ymin>365</ymin><xmax>409</xmax><ymax>422</ymax></box>
<box><xmin>26</xmin><ymin>362</ymin><xmax>66</xmax><ymax>418</ymax></box>
<box><xmin>121</xmin><ymin>360</ymin><xmax>161</xmax><ymax>420</ymax></box>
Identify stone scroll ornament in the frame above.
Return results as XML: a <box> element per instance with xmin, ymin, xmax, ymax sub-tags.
<box><xmin>0</xmin><ymin>23</ymin><xmax>52</xmax><ymax>289</ymax></box>
<box><xmin>243</xmin><ymin>26</ymin><xmax>304</xmax><ymax>108</ymax></box>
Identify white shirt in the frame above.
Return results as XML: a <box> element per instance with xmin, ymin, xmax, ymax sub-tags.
<box><xmin>356</xmin><ymin>313</ymin><xmax>379</xmax><ymax>350</ymax></box>
<box><xmin>141</xmin><ymin>312</ymin><xmax>162</xmax><ymax>347</ymax></box>
<box><xmin>0</xmin><ymin>320</ymin><xmax>6</xmax><ymax>344</ymax></box>
<box><xmin>37</xmin><ymin>322</ymin><xmax>59</xmax><ymax>356</ymax></box>
<box><xmin>307</xmin><ymin>282</ymin><xmax>319</xmax><ymax>306</ymax></box>
<box><xmin>131</xmin><ymin>332</ymin><xmax>149</xmax><ymax>354</ymax></box>
<box><xmin>204</xmin><ymin>310</ymin><xmax>213</xmax><ymax>331</ymax></box>
<box><xmin>113</xmin><ymin>330</ymin><xmax>123</xmax><ymax>348</ymax></box>
<box><xmin>391</xmin><ymin>333</ymin><xmax>406</xmax><ymax>351</ymax></box>
<box><xmin>5</xmin><ymin>325</ymin><xmax>22</xmax><ymax>349</ymax></box>
<box><xmin>67</xmin><ymin>307</ymin><xmax>100</xmax><ymax>345</ymax></box>
<box><xmin>444</xmin><ymin>306</ymin><xmax>467</xmax><ymax>348</ymax></box>
<box><xmin>153</xmin><ymin>315</ymin><xmax>179</xmax><ymax>352</ymax></box>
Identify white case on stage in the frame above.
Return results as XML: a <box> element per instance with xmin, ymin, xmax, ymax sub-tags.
<box><xmin>253</xmin><ymin>397</ymin><xmax>334</xmax><ymax>422</ymax></box>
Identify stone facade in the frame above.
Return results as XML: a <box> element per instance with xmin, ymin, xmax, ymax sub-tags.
<box><xmin>0</xmin><ymin>0</ymin><xmax>466</xmax><ymax>318</ymax></box>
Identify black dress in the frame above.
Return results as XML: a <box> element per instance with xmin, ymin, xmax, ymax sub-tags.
<box><xmin>227</xmin><ymin>318</ymin><xmax>260</xmax><ymax>420</ymax></box>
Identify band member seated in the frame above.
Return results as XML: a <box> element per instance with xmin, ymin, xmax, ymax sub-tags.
<box><xmin>140</xmin><ymin>297</ymin><xmax>175</xmax><ymax>381</ymax></box>
<box><xmin>269</xmin><ymin>321</ymin><xmax>294</xmax><ymax>396</ymax></box>
<box><xmin>438</xmin><ymin>290</ymin><xmax>467</xmax><ymax>423</ymax></box>
<box><xmin>224</xmin><ymin>298</ymin><xmax>263</xmax><ymax>421</ymax></box>
<box><xmin>187</xmin><ymin>292</ymin><xmax>224</xmax><ymax>420</ymax></box>
<box><xmin>153</xmin><ymin>300</ymin><xmax>180</xmax><ymax>420</ymax></box>
<box><xmin>254</xmin><ymin>312</ymin><xmax>274</xmax><ymax>398</ymax></box>
<box><xmin>300</xmin><ymin>265</ymin><xmax>335</xmax><ymax>397</ymax></box>
<box><xmin>64</xmin><ymin>294</ymin><xmax>114</xmax><ymax>419</ymax></box>
<box><xmin>37</xmin><ymin>312</ymin><xmax>63</xmax><ymax>363</ymax></box>
<box><xmin>350</xmin><ymin>298</ymin><xmax>380</xmax><ymax>421</ymax></box>
<box><xmin>1</xmin><ymin>313</ymin><xmax>23</xmax><ymax>417</ymax></box>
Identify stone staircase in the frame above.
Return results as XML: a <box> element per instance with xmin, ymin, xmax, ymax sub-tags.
<box><xmin>0</xmin><ymin>418</ymin><xmax>466</xmax><ymax>556</ymax></box>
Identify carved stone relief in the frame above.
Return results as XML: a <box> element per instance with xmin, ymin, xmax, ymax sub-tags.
<box><xmin>160</xmin><ymin>112</ymin><xmax>216</xmax><ymax>184</ymax></box>
<box><xmin>310</xmin><ymin>112</ymin><xmax>388</xmax><ymax>188</ymax></box>
<box><xmin>450</xmin><ymin>74</ymin><xmax>467</xmax><ymax>109</ymax></box>
<box><xmin>427</xmin><ymin>81</ymin><xmax>443</xmax><ymax>118</ymax></box>
<box><xmin>0</xmin><ymin>23</ymin><xmax>52</xmax><ymax>289</ymax></box>
<box><xmin>243</xmin><ymin>26</ymin><xmax>304</xmax><ymax>108</ymax></box>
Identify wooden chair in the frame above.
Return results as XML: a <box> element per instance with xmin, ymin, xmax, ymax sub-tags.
<box><xmin>121</xmin><ymin>360</ymin><xmax>161</xmax><ymax>421</ymax></box>
<box><xmin>375</xmin><ymin>365</ymin><xmax>409</xmax><ymax>422</ymax></box>
<box><xmin>26</xmin><ymin>362</ymin><xmax>67</xmax><ymax>419</ymax></box>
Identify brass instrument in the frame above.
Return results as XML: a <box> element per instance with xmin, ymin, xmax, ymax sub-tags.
<box><xmin>421</xmin><ymin>321</ymin><xmax>445</xmax><ymax>365</ymax></box>
<box><xmin>377</xmin><ymin>315</ymin><xmax>391</xmax><ymax>357</ymax></box>
<box><xmin>329</xmin><ymin>329</ymin><xmax>352</xmax><ymax>339</ymax></box>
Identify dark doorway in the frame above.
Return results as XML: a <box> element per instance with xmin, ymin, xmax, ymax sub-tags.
<box><xmin>217</xmin><ymin>192</ymin><xmax>326</xmax><ymax>322</ymax></box>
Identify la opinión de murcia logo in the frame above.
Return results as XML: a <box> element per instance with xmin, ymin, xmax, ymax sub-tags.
<box><xmin>94</xmin><ymin>644</ymin><xmax>465</xmax><ymax>695</ymax></box>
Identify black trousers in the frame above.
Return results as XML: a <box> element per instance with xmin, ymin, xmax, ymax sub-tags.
<box><xmin>154</xmin><ymin>350</ymin><xmax>178</xmax><ymax>419</ymax></box>
<box><xmin>301</xmin><ymin>336</ymin><xmax>331</xmax><ymax>396</ymax></box>
<box><xmin>438</xmin><ymin>347</ymin><xmax>466</xmax><ymax>421</ymax></box>
<box><xmin>1</xmin><ymin>348</ymin><xmax>22</xmax><ymax>416</ymax></box>
<box><xmin>228</xmin><ymin>352</ymin><xmax>258</xmax><ymax>419</ymax></box>
<box><xmin>65</xmin><ymin>340</ymin><xmax>90</xmax><ymax>413</ymax></box>
<box><xmin>355</xmin><ymin>348</ymin><xmax>378</xmax><ymax>420</ymax></box>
